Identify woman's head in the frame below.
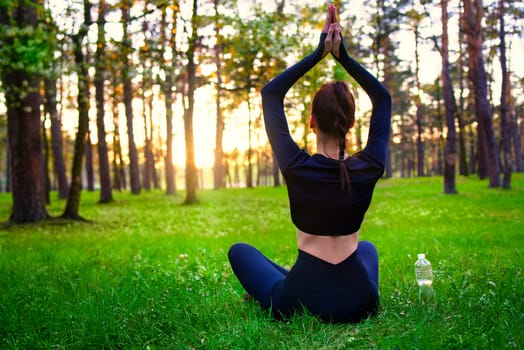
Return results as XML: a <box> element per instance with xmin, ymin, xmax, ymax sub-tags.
<box><xmin>311</xmin><ymin>81</ymin><xmax>355</xmax><ymax>191</ymax></box>
<box><xmin>311</xmin><ymin>81</ymin><xmax>355</xmax><ymax>157</ymax></box>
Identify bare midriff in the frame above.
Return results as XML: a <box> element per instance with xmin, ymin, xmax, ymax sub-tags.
<box><xmin>297</xmin><ymin>229</ymin><xmax>359</xmax><ymax>265</ymax></box>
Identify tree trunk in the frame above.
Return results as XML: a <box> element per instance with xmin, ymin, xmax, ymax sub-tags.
<box><xmin>85</xmin><ymin>132</ymin><xmax>94</xmax><ymax>191</ymax></box>
<box><xmin>164</xmin><ymin>89</ymin><xmax>176</xmax><ymax>195</ymax></box>
<box><xmin>184</xmin><ymin>0</ymin><xmax>199</xmax><ymax>204</ymax></box>
<box><xmin>412</xmin><ymin>14</ymin><xmax>424</xmax><ymax>177</ymax></box>
<box><xmin>463</xmin><ymin>0</ymin><xmax>500</xmax><ymax>187</ymax></box>
<box><xmin>45</xmin><ymin>77</ymin><xmax>69</xmax><ymax>199</ymax></box>
<box><xmin>42</xmin><ymin>100</ymin><xmax>51</xmax><ymax>204</ymax></box>
<box><xmin>111</xmin><ymin>86</ymin><xmax>125</xmax><ymax>191</ymax></box>
<box><xmin>498</xmin><ymin>0</ymin><xmax>512</xmax><ymax>189</ymax></box>
<box><xmin>6</xmin><ymin>85</ymin><xmax>49</xmax><ymax>222</ymax></box>
<box><xmin>5</xmin><ymin>148</ymin><xmax>11</xmax><ymax>192</ymax></box>
<box><xmin>148</xmin><ymin>96</ymin><xmax>159</xmax><ymax>189</ymax></box>
<box><xmin>246</xmin><ymin>93</ymin><xmax>254</xmax><ymax>188</ymax></box>
<box><xmin>468</xmin><ymin>124</ymin><xmax>477</xmax><ymax>175</ymax></box>
<box><xmin>62</xmin><ymin>0</ymin><xmax>91</xmax><ymax>220</ymax></box>
<box><xmin>122</xmin><ymin>0</ymin><xmax>141</xmax><ymax>194</ymax></box>
<box><xmin>2</xmin><ymin>0</ymin><xmax>49</xmax><ymax>222</ymax></box>
<box><xmin>457</xmin><ymin>2</ymin><xmax>469</xmax><ymax>177</ymax></box>
<box><xmin>213</xmin><ymin>0</ymin><xmax>225</xmax><ymax>190</ymax></box>
<box><xmin>510</xmin><ymin>81</ymin><xmax>522</xmax><ymax>172</ymax></box>
<box><xmin>141</xmin><ymin>85</ymin><xmax>151</xmax><ymax>191</ymax></box>
<box><xmin>95</xmin><ymin>0</ymin><xmax>113</xmax><ymax>203</ymax></box>
<box><xmin>435</xmin><ymin>85</ymin><xmax>444</xmax><ymax>176</ymax></box>
<box><xmin>160</xmin><ymin>6</ymin><xmax>178</xmax><ymax>195</ymax></box>
<box><xmin>143</xmin><ymin>95</ymin><xmax>156</xmax><ymax>192</ymax></box>
<box><xmin>441</xmin><ymin>0</ymin><xmax>458</xmax><ymax>194</ymax></box>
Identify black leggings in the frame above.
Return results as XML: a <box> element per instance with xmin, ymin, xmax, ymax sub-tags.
<box><xmin>228</xmin><ymin>241</ymin><xmax>379</xmax><ymax>323</ymax></box>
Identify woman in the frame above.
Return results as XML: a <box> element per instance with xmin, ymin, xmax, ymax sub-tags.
<box><xmin>228</xmin><ymin>5</ymin><xmax>391</xmax><ymax>323</ymax></box>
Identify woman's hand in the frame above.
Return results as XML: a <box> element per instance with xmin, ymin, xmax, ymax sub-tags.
<box><xmin>321</xmin><ymin>4</ymin><xmax>336</xmax><ymax>34</ymax></box>
<box><xmin>322</xmin><ymin>4</ymin><xmax>342</xmax><ymax>58</ymax></box>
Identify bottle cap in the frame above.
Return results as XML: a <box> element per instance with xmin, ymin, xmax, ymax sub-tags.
<box><xmin>417</xmin><ymin>253</ymin><xmax>425</xmax><ymax>259</ymax></box>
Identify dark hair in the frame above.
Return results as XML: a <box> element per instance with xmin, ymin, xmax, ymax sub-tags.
<box><xmin>311</xmin><ymin>81</ymin><xmax>355</xmax><ymax>191</ymax></box>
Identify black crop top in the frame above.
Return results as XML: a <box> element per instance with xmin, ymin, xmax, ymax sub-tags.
<box><xmin>261</xmin><ymin>33</ymin><xmax>391</xmax><ymax>235</ymax></box>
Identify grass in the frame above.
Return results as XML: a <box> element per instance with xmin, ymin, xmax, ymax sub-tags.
<box><xmin>0</xmin><ymin>175</ymin><xmax>522</xmax><ymax>349</ymax></box>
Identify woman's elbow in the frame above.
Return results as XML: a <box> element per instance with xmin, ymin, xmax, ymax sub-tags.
<box><xmin>261</xmin><ymin>83</ymin><xmax>274</xmax><ymax>98</ymax></box>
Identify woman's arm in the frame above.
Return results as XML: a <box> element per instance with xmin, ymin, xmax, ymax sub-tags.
<box><xmin>334</xmin><ymin>39</ymin><xmax>392</xmax><ymax>166</ymax></box>
<box><xmin>261</xmin><ymin>33</ymin><xmax>327</xmax><ymax>171</ymax></box>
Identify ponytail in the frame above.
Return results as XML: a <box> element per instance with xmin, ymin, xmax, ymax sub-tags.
<box><xmin>338</xmin><ymin>133</ymin><xmax>351</xmax><ymax>192</ymax></box>
<box><xmin>334</xmin><ymin>82</ymin><xmax>352</xmax><ymax>192</ymax></box>
<box><xmin>312</xmin><ymin>81</ymin><xmax>355</xmax><ymax>192</ymax></box>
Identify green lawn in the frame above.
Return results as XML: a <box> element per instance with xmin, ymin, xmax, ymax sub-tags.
<box><xmin>0</xmin><ymin>175</ymin><xmax>522</xmax><ymax>349</ymax></box>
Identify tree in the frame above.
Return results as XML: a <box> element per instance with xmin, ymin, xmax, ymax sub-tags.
<box><xmin>0</xmin><ymin>0</ymin><xmax>52</xmax><ymax>222</ymax></box>
<box><xmin>159</xmin><ymin>3</ymin><xmax>179</xmax><ymax>196</ymax></box>
<box><xmin>62</xmin><ymin>0</ymin><xmax>92</xmax><ymax>220</ymax></box>
<box><xmin>407</xmin><ymin>4</ymin><xmax>425</xmax><ymax>177</ymax></box>
<box><xmin>367</xmin><ymin>0</ymin><xmax>410</xmax><ymax>178</ymax></box>
<box><xmin>44</xmin><ymin>74</ymin><xmax>69</xmax><ymax>199</ymax></box>
<box><xmin>441</xmin><ymin>0</ymin><xmax>458</xmax><ymax>194</ymax></box>
<box><xmin>138</xmin><ymin>3</ymin><xmax>155</xmax><ymax>192</ymax></box>
<box><xmin>183</xmin><ymin>0</ymin><xmax>199</xmax><ymax>204</ymax></box>
<box><xmin>212</xmin><ymin>0</ymin><xmax>225</xmax><ymax>190</ymax></box>
<box><xmin>224</xmin><ymin>4</ymin><xmax>290</xmax><ymax>188</ymax></box>
<box><xmin>110</xmin><ymin>79</ymin><xmax>127</xmax><ymax>191</ymax></box>
<box><xmin>95</xmin><ymin>0</ymin><xmax>113</xmax><ymax>202</ymax></box>
<box><xmin>497</xmin><ymin>0</ymin><xmax>512</xmax><ymax>189</ymax></box>
<box><xmin>463</xmin><ymin>0</ymin><xmax>500</xmax><ymax>188</ymax></box>
<box><xmin>121</xmin><ymin>0</ymin><xmax>141</xmax><ymax>195</ymax></box>
<box><xmin>456</xmin><ymin>0</ymin><xmax>470</xmax><ymax>177</ymax></box>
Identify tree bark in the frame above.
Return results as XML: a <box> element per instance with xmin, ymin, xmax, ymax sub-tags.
<box><xmin>213</xmin><ymin>0</ymin><xmax>225</xmax><ymax>190</ymax></box>
<box><xmin>62</xmin><ymin>0</ymin><xmax>91</xmax><ymax>220</ymax></box>
<box><xmin>246</xmin><ymin>92</ymin><xmax>254</xmax><ymax>188</ymax></box>
<box><xmin>85</xmin><ymin>132</ymin><xmax>94</xmax><ymax>191</ymax></box>
<box><xmin>463</xmin><ymin>0</ymin><xmax>500</xmax><ymax>187</ymax></box>
<box><xmin>45</xmin><ymin>77</ymin><xmax>69</xmax><ymax>199</ymax></box>
<box><xmin>183</xmin><ymin>0</ymin><xmax>199</xmax><ymax>204</ymax></box>
<box><xmin>441</xmin><ymin>0</ymin><xmax>458</xmax><ymax>194</ymax></box>
<box><xmin>457</xmin><ymin>0</ymin><xmax>469</xmax><ymax>177</ymax></box>
<box><xmin>510</xmin><ymin>81</ymin><xmax>522</xmax><ymax>172</ymax></box>
<box><xmin>160</xmin><ymin>5</ymin><xmax>178</xmax><ymax>195</ymax></box>
<box><xmin>95</xmin><ymin>0</ymin><xmax>113</xmax><ymax>203</ymax></box>
<box><xmin>111</xmin><ymin>89</ymin><xmax>125</xmax><ymax>191</ymax></box>
<box><xmin>42</xmin><ymin>96</ymin><xmax>51</xmax><ymax>204</ymax></box>
<box><xmin>2</xmin><ymin>0</ymin><xmax>49</xmax><ymax>222</ymax></box>
<box><xmin>415</xmin><ymin>16</ymin><xmax>424</xmax><ymax>176</ymax></box>
<box><xmin>498</xmin><ymin>0</ymin><xmax>512</xmax><ymax>189</ymax></box>
<box><xmin>121</xmin><ymin>0</ymin><xmax>141</xmax><ymax>194</ymax></box>
<box><xmin>148</xmin><ymin>96</ymin><xmax>159</xmax><ymax>189</ymax></box>
<box><xmin>141</xmin><ymin>90</ymin><xmax>152</xmax><ymax>191</ymax></box>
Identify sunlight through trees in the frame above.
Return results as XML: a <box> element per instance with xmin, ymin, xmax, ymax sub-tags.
<box><xmin>0</xmin><ymin>0</ymin><xmax>522</xmax><ymax>222</ymax></box>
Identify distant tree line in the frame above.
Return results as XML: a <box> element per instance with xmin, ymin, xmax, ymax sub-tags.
<box><xmin>0</xmin><ymin>0</ymin><xmax>522</xmax><ymax>223</ymax></box>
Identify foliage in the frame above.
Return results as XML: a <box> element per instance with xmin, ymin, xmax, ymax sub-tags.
<box><xmin>0</xmin><ymin>175</ymin><xmax>522</xmax><ymax>349</ymax></box>
<box><xmin>0</xmin><ymin>3</ymin><xmax>55</xmax><ymax>79</ymax></box>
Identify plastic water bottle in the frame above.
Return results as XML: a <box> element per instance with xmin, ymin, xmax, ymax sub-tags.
<box><xmin>414</xmin><ymin>253</ymin><xmax>434</xmax><ymax>303</ymax></box>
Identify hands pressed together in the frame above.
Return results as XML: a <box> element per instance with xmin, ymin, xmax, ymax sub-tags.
<box><xmin>322</xmin><ymin>4</ymin><xmax>342</xmax><ymax>58</ymax></box>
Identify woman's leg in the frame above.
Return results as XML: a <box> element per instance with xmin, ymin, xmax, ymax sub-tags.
<box><xmin>228</xmin><ymin>242</ymin><xmax>288</xmax><ymax>309</ymax></box>
<box><xmin>357</xmin><ymin>240</ymin><xmax>379</xmax><ymax>286</ymax></box>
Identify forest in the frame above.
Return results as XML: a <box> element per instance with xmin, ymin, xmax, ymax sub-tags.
<box><xmin>0</xmin><ymin>0</ymin><xmax>523</xmax><ymax>223</ymax></box>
